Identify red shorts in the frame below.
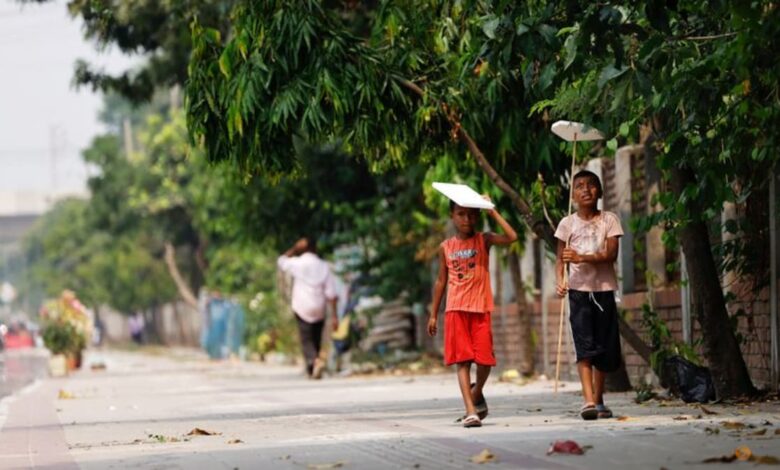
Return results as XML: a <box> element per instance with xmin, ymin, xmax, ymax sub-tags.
<box><xmin>444</xmin><ymin>311</ymin><xmax>496</xmax><ymax>366</ymax></box>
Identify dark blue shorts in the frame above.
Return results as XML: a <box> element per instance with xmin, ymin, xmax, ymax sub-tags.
<box><xmin>568</xmin><ymin>290</ymin><xmax>622</xmax><ymax>372</ymax></box>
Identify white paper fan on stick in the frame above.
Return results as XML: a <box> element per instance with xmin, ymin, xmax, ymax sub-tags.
<box><xmin>432</xmin><ymin>182</ymin><xmax>495</xmax><ymax>210</ymax></box>
<box><xmin>550</xmin><ymin>119</ymin><xmax>605</xmax><ymax>395</ymax></box>
<box><xmin>551</xmin><ymin>120</ymin><xmax>605</xmax><ymax>142</ymax></box>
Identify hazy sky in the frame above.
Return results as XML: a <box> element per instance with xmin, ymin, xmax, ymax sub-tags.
<box><xmin>0</xmin><ymin>0</ymin><xmax>136</xmax><ymax>194</ymax></box>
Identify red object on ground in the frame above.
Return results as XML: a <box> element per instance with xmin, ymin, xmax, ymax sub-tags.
<box><xmin>3</xmin><ymin>332</ymin><xmax>34</xmax><ymax>349</ymax></box>
<box><xmin>547</xmin><ymin>440</ymin><xmax>585</xmax><ymax>455</ymax></box>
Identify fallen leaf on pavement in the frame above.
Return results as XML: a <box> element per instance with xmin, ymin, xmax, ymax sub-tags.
<box><xmin>735</xmin><ymin>446</ymin><xmax>752</xmax><ymax>461</ymax></box>
<box><xmin>470</xmin><ymin>449</ymin><xmax>496</xmax><ymax>464</ymax></box>
<box><xmin>749</xmin><ymin>428</ymin><xmax>768</xmax><ymax>436</ymax></box>
<box><xmin>705</xmin><ymin>427</ymin><xmax>720</xmax><ymax>435</ymax></box>
<box><xmin>699</xmin><ymin>405</ymin><xmax>718</xmax><ymax>415</ymax></box>
<box><xmin>186</xmin><ymin>428</ymin><xmax>221</xmax><ymax>436</ymax></box>
<box><xmin>147</xmin><ymin>433</ymin><xmax>180</xmax><ymax>443</ymax></box>
<box><xmin>307</xmin><ymin>462</ymin><xmax>346</xmax><ymax>469</ymax></box>
<box><xmin>227</xmin><ymin>439</ymin><xmax>243</xmax><ymax>444</ymax></box>
<box><xmin>58</xmin><ymin>390</ymin><xmax>75</xmax><ymax>399</ymax></box>
<box><xmin>702</xmin><ymin>446</ymin><xmax>780</xmax><ymax>465</ymax></box>
<box><xmin>702</xmin><ymin>454</ymin><xmax>736</xmax><ymax>463</ymax></box>
<box><xmin>775</xmin><ymin>429</ymin><xmax>780</xmax><ymax>436</ymax></box>
<box><xmin>526</xmin><ymin>408</ymin><xmax>542</xmax><ymax>412</ymax></box>
<box><xmin>547</xmin><ymin>440</ymin><xmax>585</xmax><ymax>456</ymax></box>
<box><xmin>673</xmin><ymin>415</ymin><xmax>690</xmax><ymax>421</ymax></box>
<box><xmin>721</xmin><ymin>421</ymin><xmax>746</xmax><ymax>430</ymax></box>
<box><xmin>500</xmin><ymin>369</ymin><xmax>519</xmax><ymax>382</ymax></box>
<box><xmin>616</xmin><ymin>416</ymin><xmax>631</xmax><ymax>421</ymax></box>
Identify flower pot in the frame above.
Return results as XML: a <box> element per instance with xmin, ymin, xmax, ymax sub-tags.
<box><xmin>49</xmin><ymin>354</ymin><xmax>67</xmax><ymax>377</ymax></box>
<box><xmin>65</xmin><ymin>350</ymin><xmax>82</xmax><ymax>371</ymax></box>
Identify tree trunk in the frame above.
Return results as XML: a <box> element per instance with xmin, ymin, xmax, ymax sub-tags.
<box><xmin>163</xmin><ymin>242</ymin><xmax>199</xmax><ymax>309</ymax></box>
<box><xmin>670</xmin><ymin>164</ymin><xmax>756</xmax><ymax>398</ymax></box>
<box><xmin>507</xmin><ymin>251</ymin><xmax>534</xmax><ymax>376</ymax></box>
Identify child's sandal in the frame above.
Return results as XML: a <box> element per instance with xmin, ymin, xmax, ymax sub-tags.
<box><xmin>462</xmin><ymin>414</ymin><xmax>482</xmax><ymax>428</ymax></box>
<box><xmin>580</xmin><ymin>403</ymin><xmax>598</xmax><ymax>420</ymax></box>
<box><xmin>597</xmin><ymin>405</ymin><xmax>613</xmax><ymax>419</ymax></box>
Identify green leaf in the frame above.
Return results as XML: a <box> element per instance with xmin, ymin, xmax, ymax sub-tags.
<box><xmin>619</xmin><ymin>122</ymin><xmax>630</xmax><ymax>137</ymax></box>
<box><xmin>516</xmin><ymin>23</ymin><xmax>530</xmax><ymax>36</ymax></box>
<box><xmin>537</xmin><ymin>24</ymin><xmax>557</xmax><ymax>45</ymax></box>
<box><xmin>482</xmin><ymin>17</ymin><xmax>500</xmax><ymax>39</ymax></box>
<box><xmin>597</xmin><ymin>64</ymin><xmax>628</xmax><ymax>89</ymax></box>
<box><xmin>563</xmin><ymin>33</ymin><xmax>578</xmax><ymax>70</ymax></box>
<box><xmin>539</xmin><ymin>63</ymin><xmax>557</xmax><ymax>91</ymax></box>
<box><xmin>607</xmin><ymin>138</ymin><xmax>618</xmax><ymax>152</ymax></box>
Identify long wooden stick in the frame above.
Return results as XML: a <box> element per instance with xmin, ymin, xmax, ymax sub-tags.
<box><xmin>554</xmin><ymin>134</ymin><xmax>578</xmax><ymax>393</ymax></box>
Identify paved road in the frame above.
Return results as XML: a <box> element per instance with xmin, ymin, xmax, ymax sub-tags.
<box><xmin>1</xmin><ymin>348</ymin><xmax>778</xmax><ymax>469</ymax></box>
<box><xmin>0</xmin><ymin>349</ymin><xmax>48</xmax><ymax>400</ymax></box>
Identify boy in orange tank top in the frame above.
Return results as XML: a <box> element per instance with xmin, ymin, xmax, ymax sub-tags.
<box><xmin>427</xmin><ymin>198</ymin><xmax>518</xmax><ymax>428</ymax></box>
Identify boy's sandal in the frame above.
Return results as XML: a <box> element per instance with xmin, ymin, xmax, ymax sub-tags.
<box><xmin>597</xmin><ymin>406</ymin><xmax>613</xmax><ymax>419</ymax></box>
<box><xmin>462</xmin><ymin>414</ymin><xmax>482</xmax><ymax>428</ymax></box>
<box><xmin>580</xmin><ymin>404</ymin><xmax>598</xmax><ymax>421</ymax></box>
<box><xmin>471</xmin><ymin>382</ymin><xmax>489</xmax><ymax>420</ymax></box>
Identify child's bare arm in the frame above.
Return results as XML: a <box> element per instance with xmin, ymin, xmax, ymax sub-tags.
<box><xmin>562</xmin><ymin>237</ymin><xmax>620</xmax><ymax>264</ymax></box>
<box><xmin>485</xmin><ymin>208</ymin><xmax>518</xmax><ymax>246</ymax></box>
<box><xmin>555</xmin><ymin>239</ymin><xmax>567</xmax><ymax>297</ymax></box>
<box><xmin>427</xmin><ymin>246</ymin><xmax>448</xmax><ymax>337</ymax></box>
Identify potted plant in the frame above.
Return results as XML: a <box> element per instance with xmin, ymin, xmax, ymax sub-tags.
<box><xmin>40</xmin><ymin>290</ymin><xmax>92</xmax><ymax>374</ymax></box>
<box><xmin>42</xmin><ymin>320</ymin><xmax>78</xmax><ymax>376</ymax></box>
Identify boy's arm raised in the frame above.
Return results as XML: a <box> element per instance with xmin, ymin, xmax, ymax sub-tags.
<box><xmin>485</xmin><ymin>208</ymin><xmax>518</xmax><ymax>247</ymax></box>
<box><xmin>427</xmin><ymin>246</ymin><xmax>448</xmax><ymax>337</ymax></box>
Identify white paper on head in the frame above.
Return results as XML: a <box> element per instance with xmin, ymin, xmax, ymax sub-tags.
<box><xmin>432</xmin><ymin>182</ymin><xmax>495</xmax><ymax>209</ymax></box>
<box><xmin>551</xmin><ymin>120</ymin><xmax>605</xmax><ymax>142</ymax></box>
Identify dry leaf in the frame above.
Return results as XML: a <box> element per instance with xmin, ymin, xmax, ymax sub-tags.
<box><xmin>148</xmin><ymin>433</ymin><xmax>179</xmax><ymax>443</ymax></box>
<box><xmin>307</xmin><ymin>462</ymin><xmax>345</xmax><ymax>469</ymax></box>
<box><xmin>735</xmin><ymin>446</ymin><xmax>752</xmax><ymax>461</ymax></box>
<box><xmin>186</xmin><ymin>428</ymin><xmax>221</xmax><ymax>436</ymax></box>
<box><xmin>699</xmin><ymin>405</ymin><xmax>718</xmax><ymax>415</ymax></box>
<box><xmin>547</xmin><ymin>440</ymin><xmax>585</xmax><ymax>456</ymax></box>
<box><xmin>775</xmin><ymin>429</ymin><xmax>780</xmax><ymax>436</ymax></box>
<box><xmin>705</xmin><ymin>427</ymin><xmax>720</xmax><ymax>435</ymax></box>
<box><xmin>227</xmin><ymin>439</ymin><xmax>243</xmax><ymax>444</ymax></box>
<box><xmin>616</xmin><ymin>416</ymin><xmax>631</xmax><ymax>421</ymax></box>
<box><xmin>470</xmin><ymin>449</ymin><xmax>496</xmax><ymax>464</ymax></box>
<box><xmin>702</xmin><ymin>455</ymin><xmax>737</xmax><ymax>463</ymax></box>
<box><xmin>673</xmin><ymin>415</ymin><xmax>690</xmax><ymax>421</ymax></box>
<box><xmin>721</xmin><ymin>421</ymin><xmax>746</xmax><ymax>430</ymax></box>
<box><xmin>752</xmin><ymin>455</ymin><xmax>780</xmax><ymax>464</ymax></box>
<box><xmin>750</xmin><ymin>429</ymin><xmax>768</xmax><ymax>436</ymax></box>
<box><xmin>58</xmin><ymin>390</ymin><xmax>75</xmax><ymax>399</ymax></box>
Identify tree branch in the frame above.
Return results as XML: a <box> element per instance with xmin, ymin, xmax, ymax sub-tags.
<box><xmin>394</xmin><ymin>76</ymin><xmax>556</xmax><ymax>249</ymax></box>
<box><xmin>163</xmin><ymin>242</ymin><xmax>199</xmax><ymax>309</ymax></box>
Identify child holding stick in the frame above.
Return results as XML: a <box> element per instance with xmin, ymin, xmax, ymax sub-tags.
<box><xmin>555</xmin><ymin>170</ymin><xmax>623</xmax><ymax>420</ymax></box>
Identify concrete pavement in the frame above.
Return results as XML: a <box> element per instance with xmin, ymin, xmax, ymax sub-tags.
<box><xmin>1</xmin><ymin>348</ymin><xmax>779</xmax><ymax>469</ymax></box>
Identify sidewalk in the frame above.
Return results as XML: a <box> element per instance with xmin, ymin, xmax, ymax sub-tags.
<box><xmin>1</xmin><ymin>348</ymin><xmax>778</xmax><ymax>469</ymax></box>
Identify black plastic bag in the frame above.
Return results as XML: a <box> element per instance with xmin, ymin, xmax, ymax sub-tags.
<box><xmin>662</xmin><ymin>355</ymin><xmax>716</xmax><ymax>403</ymax></box>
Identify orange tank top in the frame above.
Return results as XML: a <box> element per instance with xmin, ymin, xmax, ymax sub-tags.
<box><xmin>441</xmin><ymin>232</ymin><xmax>494</xmax><ymax>313</ymax></box>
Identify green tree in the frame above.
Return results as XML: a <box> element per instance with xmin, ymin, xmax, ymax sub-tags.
<box><xmin>539</xmin><ymin>0</ymin><xmax>778</xmax><ymax>398</ymax></box>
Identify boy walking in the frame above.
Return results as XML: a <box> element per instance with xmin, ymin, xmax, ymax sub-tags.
<box><xmin>428</xmin><ymin>197</ymin><xmax>517</xmax><ymax>428</ymax></box>
<box><xmin>555</xmin><ymin>170</ymin><xmax>624</xmax><ymax>420</ymax></box>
